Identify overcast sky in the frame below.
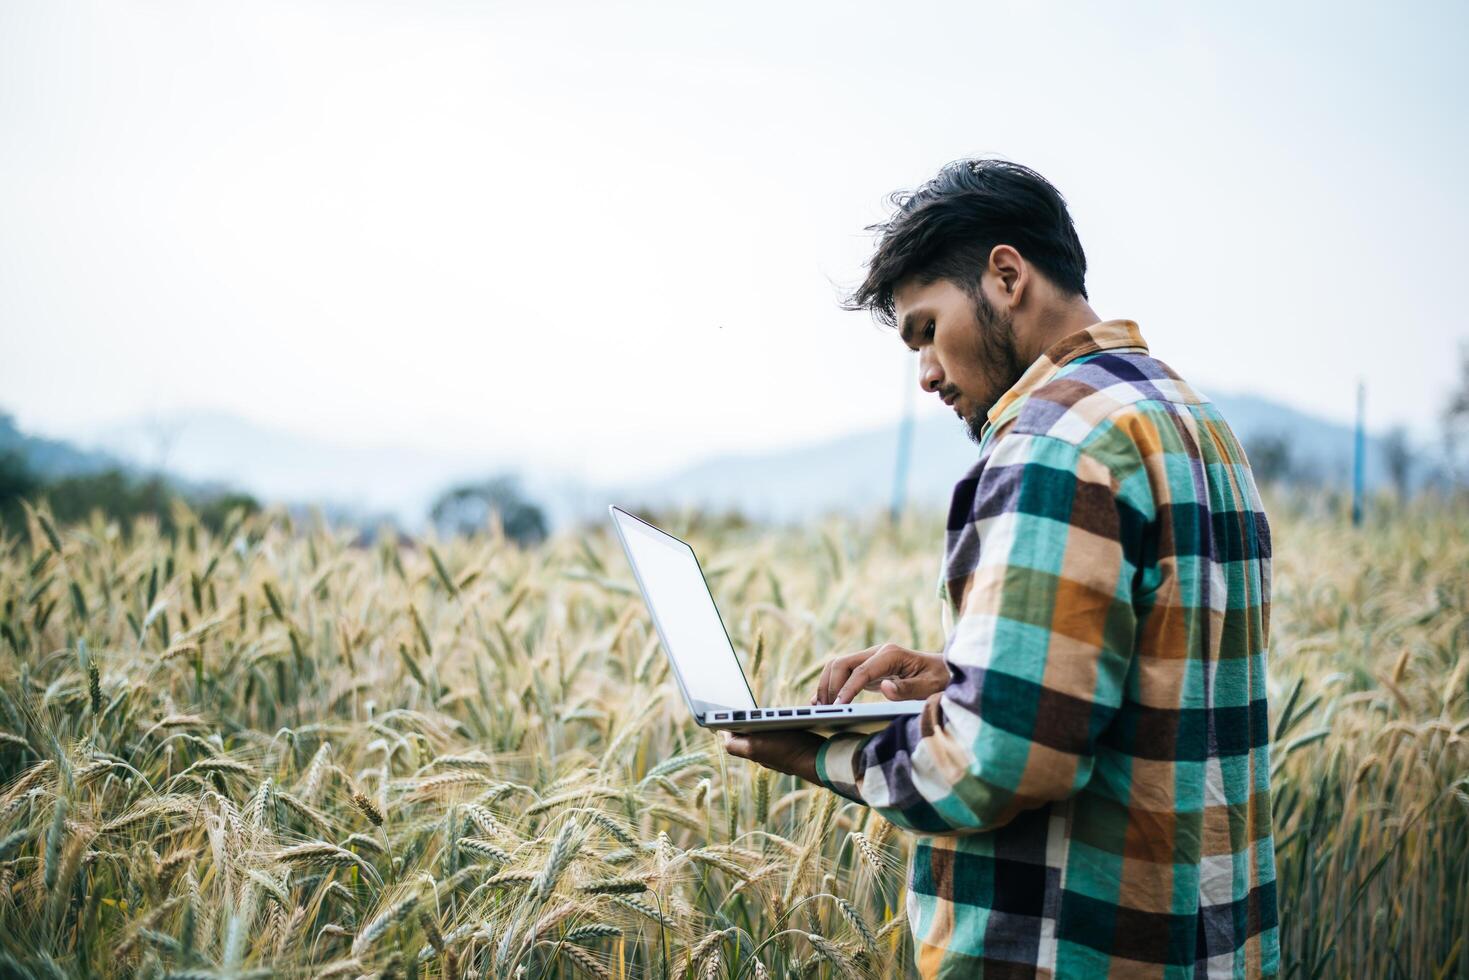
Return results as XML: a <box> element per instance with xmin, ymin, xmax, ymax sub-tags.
<box><xmin>2</xmin><ymin>0</ymin><xmax>1465</xmax><ymax>482</ymax></box>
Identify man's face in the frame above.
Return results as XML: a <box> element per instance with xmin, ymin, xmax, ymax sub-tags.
<box><xmin>892</xmin><ymin>276</ymin><xmax>1026</xmax><ymax>445</ymax></box>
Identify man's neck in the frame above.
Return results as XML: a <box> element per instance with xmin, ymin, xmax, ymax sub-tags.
<box><xmin>1019</xmin><ymin>299</ymin><xmax>1102</xmax><ymax>365</ymax></box>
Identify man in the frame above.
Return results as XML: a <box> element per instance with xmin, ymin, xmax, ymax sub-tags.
<box><xmin>722</xmin><ymin>159</ymin><xmax>1279</xmax><ymax>978</ymax></box>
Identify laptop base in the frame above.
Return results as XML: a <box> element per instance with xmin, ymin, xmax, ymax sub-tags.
<box><xmin>702</xmin><ymin>700</ymin><xmax>925</xmax><ymax>734</ymax></box>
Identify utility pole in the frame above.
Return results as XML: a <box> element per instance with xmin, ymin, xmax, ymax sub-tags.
<box><xmin>1351</xmin><ymin>379</ymin><xmax>1366</xmax><ymax>527</ymax></box>
<box><xmin>889</xmin><ymin>358</ymin><xmax>917</xmax><ymax>525</ymax></box>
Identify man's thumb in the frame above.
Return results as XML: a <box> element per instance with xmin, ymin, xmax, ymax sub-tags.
<box><xmin>880</xmin><ymin>678</ymin><xmax>914</xmax><ymax>701</ymax></box>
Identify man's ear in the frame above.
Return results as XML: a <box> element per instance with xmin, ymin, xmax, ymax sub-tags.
<box><xmin>987</xmin><ymin>244</ymin><xmax>1027</xmax><ymax>308</ymax></box>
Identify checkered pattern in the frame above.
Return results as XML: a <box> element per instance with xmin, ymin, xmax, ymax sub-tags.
<box><xmin>817</xmin><ymin>321</ymin><xmax>1279</xmax><ymax>978</ymax></box>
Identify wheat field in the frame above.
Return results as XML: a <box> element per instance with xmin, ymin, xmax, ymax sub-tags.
<box><xmin>0</xmin><ymin>499</ymin><xmax>1464</xmax><ymax>978</ymax></box>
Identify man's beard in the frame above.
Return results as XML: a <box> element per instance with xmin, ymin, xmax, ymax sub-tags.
<box><xmin>960</xmin><ymin>287</ymin><xmax>1025</xmax><ymax>447</ymax></box>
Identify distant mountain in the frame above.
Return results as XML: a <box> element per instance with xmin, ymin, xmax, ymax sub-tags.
<box><xmin>0</xmin><ymin>413</ymin><xmax>121</xmax><ymax>478</ymax></box>
<box><xmin>605</xmin><ymin>390</ymin><xmax>1406</xmax><ymax>522</ymax></box>
<box><xmin>0</xmin><ymin>411</ymin><xmax>256</xmax><ymax>527</ymax></box>
<box><xmin>19</xmin><ymin>386</ymin><xmax>1415</xmax><ymax>531</ymax></box>
<box><xmin>80</xmin><ymin>412</ymin><xmax>492</xmax><ymax>527</ymax></box>
<box><xmin>1206</xmin><ymin>391</ymin><xmax>1391</xmax><ymax>486</ymax></box>
<box><xmin>80</xmin><ymin>412</ymin><xmax>591</xmax><ymax>529</ymax></box>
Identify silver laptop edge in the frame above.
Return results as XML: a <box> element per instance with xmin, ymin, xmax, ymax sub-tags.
<box><xmin>608</xmin><ymin>504</ymin><xmax>924</xmax><ymax>732</ymax></box>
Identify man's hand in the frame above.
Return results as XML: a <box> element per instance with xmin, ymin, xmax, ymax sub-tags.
<box><xmin>720</xmin><ymin>730</ymin><xmax>824</xmax><ymax>784</ymax></box>
<box><xmin>813</xmin><ymin>642</ymin><xmax>949</xmax><ymax>705</ymax></box>
<box><xmin>721</xmin><ymin>643</ymin><xmax>948</xmax><ymax>785</ymax></box>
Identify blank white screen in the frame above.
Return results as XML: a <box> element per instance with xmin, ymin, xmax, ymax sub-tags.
<box><xmin>613</xmin><ymin>511</ymin><xmax>756</xmax><ymax>712</ymax></box>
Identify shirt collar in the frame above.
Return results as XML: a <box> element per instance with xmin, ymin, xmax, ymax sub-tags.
<box><xmin>985</xmin><ymin>319</ymin><xmax>1149</xmax><ymax>427</ymax></box>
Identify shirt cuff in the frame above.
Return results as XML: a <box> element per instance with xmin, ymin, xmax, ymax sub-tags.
<box><xmin>815</xmin><ymin>732</ymin><xmax>872</xmax><ymax>803</ymax></box>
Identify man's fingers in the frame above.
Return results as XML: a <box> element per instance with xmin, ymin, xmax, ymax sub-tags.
<box><xmin>817</xmin><ymin>648</ymin><xmax>878</xmax><ymax>704</ymax></box>
<box><xmin>835</xmin><ymin>647</ymin><xmax>904</xmax><ymax>704</ymax></box>
<box><xmin>716</xmin><ymin>730</ymin><xmax>825</xmax><ymax>784</ymax></box>
<box><xmin>817</xmin><ymin>652</ymin><xmax>855</xmax><ymax>705</ymax></box>
<box><xmin>721</xmin><ymin>732</ymin><xmax>750</xmax><ymax>759</ymax></box>
<box><xmin>818</xmin><ymin>658</ymin><xmax>840</xmax><ymax>705</ymax></box>
<box><xmin>834</xmin><ymin>666</ymin><xmax>870</xmax><ymax>704</ymax></box>
<box><xmin>881</xmin><ymin>677</ymin><xmax>922</xmax><ymax>701</ymax></box>
<box><xmin>815</xmin><ymin>659</ymin><xmax>836</xmax><ymax>705</ymax></box>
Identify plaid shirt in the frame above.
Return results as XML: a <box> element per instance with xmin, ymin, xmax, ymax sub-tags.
<box><xmin>817</xmin><ymin>321</ymin><xmax>1279</xmax><ymax>978</ymax></box>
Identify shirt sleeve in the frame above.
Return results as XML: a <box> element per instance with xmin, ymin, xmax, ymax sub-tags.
<box><xmin>814</xmin><ymin>430</ymin><xmax>1146</xmax><ymax>834</ymax></box>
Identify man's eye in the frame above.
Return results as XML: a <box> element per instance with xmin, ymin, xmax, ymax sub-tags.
<box><xmin>925</xmin><ymin>321</ymin><xmax>936</xmax><ymax>341</ymax></box>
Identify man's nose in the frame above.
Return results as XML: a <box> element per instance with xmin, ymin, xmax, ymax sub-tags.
<box><xmin>919</xmin><ymin>349</ymin><xmax>944</xmax><ymax>393</ymax></box>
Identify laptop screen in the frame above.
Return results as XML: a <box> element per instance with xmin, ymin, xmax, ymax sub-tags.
<box><xmin>611</xmin><ymin>508</ymin><xmax>757</xmax><ymax>713</ymax></box>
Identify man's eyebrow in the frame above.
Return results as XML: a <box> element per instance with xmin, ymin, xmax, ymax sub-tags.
<box><xmin>899</xmin><ymin>310</ymin><xmax>921</xmax><ymax>349</ymax></box>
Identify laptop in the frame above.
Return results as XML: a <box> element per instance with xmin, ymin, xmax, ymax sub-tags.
<box><xmin>608</xmin><ymin>505</ymin><xmax>925</xmax><ymax>732</ymax></box>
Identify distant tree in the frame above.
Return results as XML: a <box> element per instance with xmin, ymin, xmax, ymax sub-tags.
<box><xmin>0</xmin><ymin>412</ymin><xmax>258</xmax><ymax>537</ymax></box>
<box><xmin>44</xmin><ymin>470</ymin><xmax>169</xmax><ymax>527</ymax></box>
<box><xmin>0</xmin><ymin>412</ymin><xmax>20</xmax><ymax>448</ymax></box>
<box><xmin>1245</xmin><ymin>432</ymin><xmax>1294</xmax><ymax>486</ymax></box>
<box><xmin>431</xmin><ymin>475</ymin><xmax>548</xmax><ymax>546</ymax></box>
<box><xmin>1443</xmin><ymin>342</ymin><xmax>1469</xmax><ymax>486</ymax></box>
<box><xmin>0</xmin><ymin>451</ymin><xmax>41</xmax><ymax>531</ymax></box>
<box><xmin>1380</xmin><ymin>426</ymin><xmax>1414</xmax><ymax>500</ymax></box>
<box><xmin>3</xmin><ymin>464</ymin><xmax>258</xmax><ymax>537</ymax></box>
<box><xmin>195</xmin><ymin>491</ymin><xmax>262</xmax><ymax>533</ymax></box>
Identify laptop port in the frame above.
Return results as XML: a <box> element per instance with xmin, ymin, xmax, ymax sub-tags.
<box><xmin>778</xmin><ymin>709</ymin><xmax>793</xmax><ymax>717</ymax></box>
<box><xmin>714</xmin><ymin>713</ymin><xmax>729</xmax><ymax>721</ymax></box>
<box><xmin>796</xmin><ymin>708</ymin><xmax>810</xmax><ymax>716</ymax></box>
<box><xmin>732</xmin><ymin>711</ymin><xmax>746</xmax><ymax>721</ymax></box>
<box><xmin>815</xmin><ymin>707</ymin><xmax>842</xmax><ymax>714</ymax></box>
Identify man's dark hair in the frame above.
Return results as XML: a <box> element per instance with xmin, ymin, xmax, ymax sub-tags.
<box><xmin>844</xmin><ymin>159</ymin><xmax>1088</xmax><ymax>328</ymax></box>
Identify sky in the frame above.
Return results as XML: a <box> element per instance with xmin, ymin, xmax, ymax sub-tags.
<box><xmin>2</xmin><ymin>0</ymin><xmax>1466</xmax><ymax>484</ymax></box>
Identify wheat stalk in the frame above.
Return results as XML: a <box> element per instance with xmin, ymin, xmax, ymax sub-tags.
<box><xmin>458</xmin><ymin>836</ymin><xmax>511</xmax><ymax>863</ymax></box>
<box><xmin>277</xmin><ymin>841</ymin><xmax>380</xmax><ymax>883</ymax></box>
<box><xmin>352</xmin><ymin>891</ymin><xmax>417</xmax><ymax>955</ymax></box>
<box><xmin>579</xmin><ymin>876</ymin><xmax>648</xmax><ymax>895</ymax></box>
<box><xmin>559</xmin><ymin>941</ymin><xmax>612</xmax><ymax>979</ymax></box>
<box><xmin>806</xmin><ymin>932</ymin><xmax>858</xmax><ymax>978</ymax></box>
<box><xmin>349</xmin><ymin>791</ymin><xmax>384</xmax><ymax>827</ymax></box>
<box><xmin>532</xmin><ymin>819</ymin><xmax>583</xmax><ymax>900</ymax></box>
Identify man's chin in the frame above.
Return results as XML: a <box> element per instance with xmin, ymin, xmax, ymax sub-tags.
<box><xmin>962</xmin><ymin>410</ymin><xmax>988</xmax><ymax>447</ymax></box>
